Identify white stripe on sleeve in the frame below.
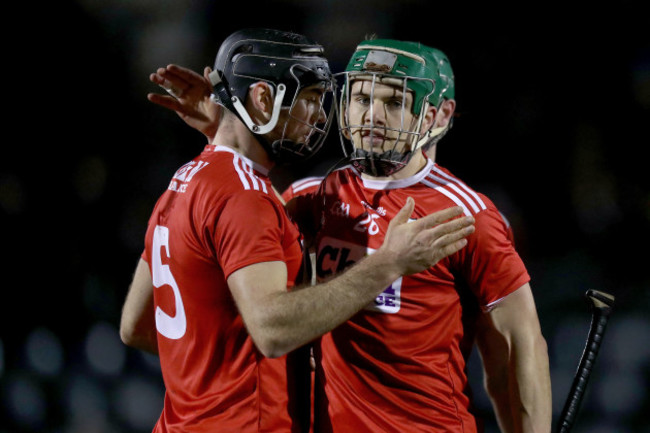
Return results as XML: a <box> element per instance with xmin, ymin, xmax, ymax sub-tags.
<box><xmin>432</xmin><ymin>166</ymin><xmax>487</xmax><ymax>211</ymax></box>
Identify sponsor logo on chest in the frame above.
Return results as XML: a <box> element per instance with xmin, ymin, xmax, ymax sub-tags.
<box><xmin>316</xmin><ymin>236</ymin><xmax>401</xmax><ymax>314</ymax></box>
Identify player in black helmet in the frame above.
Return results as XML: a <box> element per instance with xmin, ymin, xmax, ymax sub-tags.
<box><xmin>209</xmin><ymin>28</ymin><xmax>334</xmax><ymax>163</ymax></box>
<box><xmin>120</xmin><ymin>28</ymin><xmax>475</xmax><ymax>433</ymax></box>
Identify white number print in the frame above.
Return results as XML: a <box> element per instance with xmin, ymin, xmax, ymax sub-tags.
<box><xmin>152</xmin><ymin>225</ymin><xmax>187</xmax><ymax>339</ymax></box>
<box><xmin>354</xmin><ymin>213</ymin><xmax>380</xmax><ymax>235</ymax></box>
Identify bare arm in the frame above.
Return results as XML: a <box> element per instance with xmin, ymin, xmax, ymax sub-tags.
<box><xmin>148</xmin><ymin>64</ymin><xmax>222</xmax><ymax>142</ymax></box>
<box><xmin>120</xmin><ymin>258</ymin><xmax>159</xmax><ymax>355</ymax></box>
<box><xmin>228</xmin><ymin>200</ymin><xmax>475</xmax><ymax>358</ymax></box>
<box><xmin>476</xmin><ymin>283</ymin><xmax>552</xmax><ymax>433</ymax></box>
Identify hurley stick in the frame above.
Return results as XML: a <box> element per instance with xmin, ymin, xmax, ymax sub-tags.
<box><xmin>556</xmin><ymin>289</ymin><xmax>615</xmax><ymax>433</ymax></box>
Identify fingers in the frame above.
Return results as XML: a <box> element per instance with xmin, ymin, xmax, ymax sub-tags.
<box><xmin>388</xmin><ymin>202</ymin><xmax>465</xmax><ymax>234</ymax></box>
<box><xmin>147</xmin><ymin>93</ymin><xmax>183</xmax><ymax>111</ymax></box>
<box><xmin>426</xmin><ymin>214</ymin><xmax>475</xmax><ymax>251</ymax></box>
<box><xmin>408</xmin><ymin>213</ymin><xmax>473</xmax><ymax>266</ymax></box>
<box><xmin>437</xmin><ymin>224</ymin><xmax>473</xmax><ymax>256</ymax></box>
<box><xmin>149</xmin><ymin>65</ymin><xmax>198</xmax><ymax>99</ymax></box>
<box><xmin>149</xmin><ymin>72</ymin><xmax>184</xmax><ymax>98</ymax></box>
<box><xmin>167</xmin><ymin>64</ymin><xmax>207</xmax><ymax>85</ymax></box>
<box><xmin>388</xmin><ymin>197</ymin><xmax>415</xmax><ymax>228</ymax></box>
<box><xmin>433</xmin><ymin>218</ymin><xmax>474</xmax><ymax>245</ymax></box>
<box><xmin>379</xmin><ymin>202</ymin><xmax>476</xmax><ymax>275</ymax></box>
<box><xmin>415</xmin><ymin>205</ymin><xmax>465</xmax><ymax>229</ymax></box>
<box><xmin>434</xmin><ymin>237</ymin><xmax>470</xmax><ymax>262</ymax></box>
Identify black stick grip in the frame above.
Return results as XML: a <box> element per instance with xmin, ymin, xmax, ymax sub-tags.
<box><xmin>557</xmin><ymin>290</ymin><xmax>614</xmax><ymax>433</ymax></box>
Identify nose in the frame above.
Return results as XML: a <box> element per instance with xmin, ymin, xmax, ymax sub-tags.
<box><xmin>316</xmin><ymin>105</ymin><xmax>327</xmax><ymax>124</ymax></box>
<box><xmin>365</xmin><ymin>101</ymin><xmax>386</xmax><ymax>126</ymax></box>
<box><xmin>307</xmin><ymin>105</ymin><xmax>326</xmax><ymax>128</ymax></box>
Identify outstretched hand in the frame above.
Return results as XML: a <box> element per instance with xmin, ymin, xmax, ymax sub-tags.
<box><xmin>381</xmin><ymin>199</ymin><xmax>474</xmax><ymax>276</ymax></box>
<box><xmin>147</xmin><ymin>64</ymin><xmax>222</xmax><ymax>142</ymax></box>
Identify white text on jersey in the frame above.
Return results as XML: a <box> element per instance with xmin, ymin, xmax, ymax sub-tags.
<box><xmin>168</xmin><ymin>161</ymin><xmax>209</xmax><ymax>193</ymax></box>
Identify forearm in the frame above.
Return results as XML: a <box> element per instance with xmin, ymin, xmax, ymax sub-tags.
<box><xmin>482</xmin><ymin>334</ymin><xmax>551</xmax><ymax>433</ymax></box>
<box><xmin>478</xmin><ymin>284</ymin><xmax>552</xmax><ymax>433</ymax></box>
<box><xmin>508</xmin><ymin>333</ymin><xmax>552</xmax><ymax>433</ymax></box>
<box><xmin>234</xmin><ymin>251</ymin><xmax>401</xmax><ymax>358</ymax></box>
<box><xmin>121</xmin><ymin>323</ymin><xmax>159</xmax><ymax>355</ymax></box>
<box><xmin>120</xmin><ymin>259</ymin><xmax>159</xmax><ymax>355</ymax></box>
<box><xmin>120</xmin><ymin>297</ymin><xmax>159</xmax><ymax>355</ymax></box>
<box><xmin>231</xmin><ymin>203</ymin><xmax>474</xmax><ymax>358</ymax></box>
<box><xmin>482</xmin><ymin>357</ymin><xmax>514</xmax><ymax>433</ymax></box>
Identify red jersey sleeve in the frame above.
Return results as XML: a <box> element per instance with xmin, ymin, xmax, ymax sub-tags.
<box><xmin>210</xmin><ymin>190</ymin><xmax>298</xmax><ymax>280</ymax></box>
<box><xmin>456</xmin><ymin>205</ymin><xmax>530</xmax><ymax>311</ymax></box>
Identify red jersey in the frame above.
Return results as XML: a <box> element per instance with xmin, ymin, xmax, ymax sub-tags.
<box><xmin>281</xmin><ymin>175</ymin><xmax>325</xmax><ymax>433</ymax></box>
<box><xmin>295</xmin><ymin>159</ymin><xmax>530</xmax><ymax>433</ymax></box>
<box><xmin>141</xmin><ymin>145</ymin><xmax>305</xmax><ymax>432</ymax></box>
<box><xmin>282</xmin><ymin>176</ymin><xmax>324</xmax><ymax>202</ymax></box>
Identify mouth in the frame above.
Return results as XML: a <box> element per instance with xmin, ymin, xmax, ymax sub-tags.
<box><xmin>360</xmin><ymin>129</ymin><xmax>387</xmax><ymax>148</ymax></box>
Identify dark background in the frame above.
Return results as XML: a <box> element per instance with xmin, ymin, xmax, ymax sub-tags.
<box><xmin>2</xmin><ymin>1</ymin><xmax>649</xmax><ymax>432</ymax></box>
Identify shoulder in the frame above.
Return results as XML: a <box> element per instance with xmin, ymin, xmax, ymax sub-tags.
<box><xmin>423</xmin><ymin>167</ymin><xmax>515</xmax><ymax>246</ymax></box>
<box><xmin>187</xmin><ymin>148</ymin><xmax>273</xmax><ymax>196</ymax></box>
<box><xmin>325</xmin><ymin>166</ymin><xmax>357</xmax><ymax>188</ymax></box>
<box><xmin>282</xmin><ymin>176</ymin><xmax>324</xmax><ymax>201</ymax></box>
<box><xmin>289</xmin><ymin>176</ymin><xmax>324</xmax><ymax>192</ymax></box>
<box><xmin>418</xmin><ymin>164</ymin><xmax>493</xmax><ymax>217</ymax></box>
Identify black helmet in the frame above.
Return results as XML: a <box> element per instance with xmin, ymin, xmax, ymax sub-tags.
<box><xmin>209</xmin><ymin>28</ymin><xmax>334</xmax><ymax>163</ymax></box>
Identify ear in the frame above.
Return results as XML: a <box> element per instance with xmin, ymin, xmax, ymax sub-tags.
<box><xmin>436</xmin><ymin>99</ymin><xmax>456</xmax><ymax>128</ymax></box>
<box><xmin>339</xmin><ymin>101</ymin><xmax>352</xmax><ymax>140</ymax></box>
<box><xmin>420</xmin><ymin>104</ymin><xmax>438</xmax><ymax>134</ymax></box>
<box><xmin>249</xmin><ymin>82</ymin><xmax>275</xmax><ymax>120</ymax></box>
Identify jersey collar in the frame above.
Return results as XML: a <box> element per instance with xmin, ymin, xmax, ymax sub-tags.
<box><xmin>359</xmin><ymin>158</ymin><xmax>435</xmax><ymax>190</ymax></box>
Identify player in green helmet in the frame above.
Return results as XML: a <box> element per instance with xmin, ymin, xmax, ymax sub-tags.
<box><xmin>302</xmin><ymin>39</ymin><xmax>550</xmax><ymax>432</ymax></box>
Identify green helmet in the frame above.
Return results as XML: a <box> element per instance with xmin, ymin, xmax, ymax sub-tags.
<box><xmin>337</xmin><ymin>39</ymin><xmax>442</xmax><ymax>176</ymax></box>
<box><xmin>430</xmin><ymin>48</ymin><xmax>455</xmax><ymax>103</ymax></box>
<box><xmin>343</xmin><ymin>39</ymin><xmax>440</xmax><ymax>115</ymax></box>
<box><xmin>415</xmin><ymin>47</ymin><xmax>456</xmax><ymax>153</ymax></box>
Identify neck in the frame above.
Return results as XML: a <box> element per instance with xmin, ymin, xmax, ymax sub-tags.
<box><xmin>425</xmin><ymin>143</ymin><xmax>437</xmax><ymax>162</ymax></box>
<box><xmin>361</xmin><ymin>150</ymin><xmax>428</xmax><ymax>181</ymax></box>
<box><xmin>212</xmin><ymin>115</ymin><xmax>275</xmax><ymax>170</ymax></box>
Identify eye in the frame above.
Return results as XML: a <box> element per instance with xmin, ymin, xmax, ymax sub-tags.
<box><xmin>386</xmin><ymin>99</ymin><xmax>403</xmax><ymax>110</ymax></box>
<box><xmin>353</xmin><ymin>95</ymin><xmax>370</xmax><ymax>106</ymax></box>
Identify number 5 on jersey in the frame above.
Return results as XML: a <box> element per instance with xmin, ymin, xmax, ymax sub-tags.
<box><xmin>152</xmin><ymin>225</ymin><xmax>187</xmax><ymax>339</ymax></box>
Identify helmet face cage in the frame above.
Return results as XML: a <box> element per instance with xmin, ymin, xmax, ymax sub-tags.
<box><xmin>336</xmin><ymin>39</ymin><xmax>439</xmax><ymax>176</ymax></box>
<box><xmin>335</xmin><ymin>71</ymin><xmax>435</xmax><ymax>176</ymax></box>
<box><xmin>271</xmin><ymin>64</ymin><xmax>335</xmax><ymax>164</ymax></box>
<box><xmin>211</xmin><ymin>28</ymin><xmax>335</xmax><ymax>162</ymax></box>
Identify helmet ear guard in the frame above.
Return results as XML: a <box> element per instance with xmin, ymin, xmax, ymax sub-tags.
<box><xmin>209</xmin><ymin>71</ymin><xmax>287</xmax><ymax>134</ymax></box>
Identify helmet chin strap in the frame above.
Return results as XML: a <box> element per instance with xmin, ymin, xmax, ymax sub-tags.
<box><xmin>231</xmin><ymin>84</ymin><xmax>286</xmax><ymax>135</ymax></box>
<box><xmin>211</xmin><ymin>71</ymin><xmax>293</xmax><ymax>161</ymax></box>
<box><xmin>209</xmin><ymin>70</ymin><xmax>287</xmax><ymax>135</ymax></box>
<box><xmin>416</xmin><ymin>125</ymin><xmax>449</xmax><ymax>151</ymax></box>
